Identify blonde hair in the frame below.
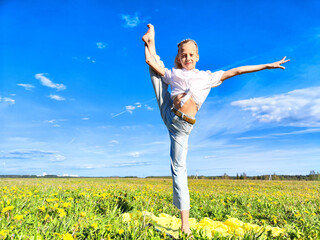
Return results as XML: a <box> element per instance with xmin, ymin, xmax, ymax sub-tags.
<box><xmin>174</xmin><ymin>39</ymin><xmax>199</xmax><ymax>69</ymax></box>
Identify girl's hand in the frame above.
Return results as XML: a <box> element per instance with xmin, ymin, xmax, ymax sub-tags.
<box><xmin>268</xmin><ymin>56</ymin><xmax>290</xmax><ymax>69</ymax></box>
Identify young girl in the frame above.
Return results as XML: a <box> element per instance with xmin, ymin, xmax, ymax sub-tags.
<box><xmin>142</xmin><ymin>24</ymin><xmax>289</xmax><ymax>236</ymax></box>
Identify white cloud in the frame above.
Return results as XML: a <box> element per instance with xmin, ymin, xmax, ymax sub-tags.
<box><xmin>87</xmin><ymin>56</ymin><xmax>95</xmax><ymax>63</ymax></box>
<box><xmin>49</xmin><ymin>94</ymin><xmax>65</xmax><ymax>101</ymax></box>
<box><xmin>0</xmin><ymin>96</ymin><xmax>15</xmax><ymax>104</ymax></box>
<box><xmin>110</xmin><ymin>160</ymin><xmax>151</xmax><ymax>168</ymax></box>
<box><xmin>125</xmin><ymin>105</ymin><xmax>136</xmax><ymax>114</ymax></box>
<box><xmin>44</xmin><ymin>119</ymin><xmax>65</xmax><ymax>127</ymax></box>
<box><xmin>237</xmin><ymin>128</ymin><xmax>320</xmax><ymax>140</ymax></box>
<box><xmin>231</xmin><ymin>86</ymin><xmax>320</xmax><ymax>127</ymax></box>
<box><xmin>145</xmin><ymin>104</ymin><xmax>153</xmax><ymax>111</ymax></box>
<box><xmin>82</xmin><ymin>117</ymin><xmax>89</xmax><ymax>120</ymax></box>
<box><xmin>1</xmin><ymin>149</ymin><xmax>56</xmax><ymax>160</ymax></box>
<box><xmin>121</xmin><ymin>14</ymin><xmax>140</xmax><ymax>28</ymax></box>
<box><xmin>129</xmin><ymin>152</ymin><xmax>141</xmax><ymax>158</ymax></box>
<box><xmin>109</xmin><ymin>140</ymin><xmax>119</xmax><ymax>145</ymax></box>
<box><xmin>96</xmin><ymin>42</ymin><xmax>107</xmax><ymax>49</ymax></box>
<box><xmin>35</xmin><ymin>73</ymin><xmax>66</xmax><ymax>90</ymax></box>
<box><xmin>49</xmin><ymin>154</ymin><xmax>66</xmax><ymax>162</ymax></box>
<box><xmin>45</xmin><ymin>120</ymin><xmax>57</xmax><ymax>124</ymax></box>
<box><xmin>17</xmin><ymin>83</ymin><xmax>35</xmax><ymax>91</ymax></box>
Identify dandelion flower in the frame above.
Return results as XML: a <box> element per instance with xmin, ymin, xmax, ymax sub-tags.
<box><xmin>91</xmin><ymin>222</ymin><xmax>98</xmax><ymax>229</ymax></box>
<box><xmin>14</xmin><ymin>215</ymin><xmax>23</xmax><ymax>221</ymax></box>
<box><xmin>1</xmin><ymin>206</ymin><xmax>14</xmax><ymax>213</ymax></box>
<box><xmin>62</xmin><ymin>233</ymin><xmax>74</xmax><ymax>240</ymax></box>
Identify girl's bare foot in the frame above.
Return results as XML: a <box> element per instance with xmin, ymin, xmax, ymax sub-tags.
<box><xmin>182</xmin><ymin>228</ymin><xmax>193</xmax><ymax>239</ymax></box>
<box><xmin>142</xmin><ymin>24</ymin><xmax>154</xmax><ymax>45</ymax></box>
<box><xmin>142</xmin><ymin>24</ymin><xmax>156</xmax><ymax>55</ymax></box>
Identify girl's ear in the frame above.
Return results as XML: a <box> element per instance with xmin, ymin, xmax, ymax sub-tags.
<box><xmin>196</xmin><ymin>54</ymin><xmax>200</xmax><ymax>62</ymax></box>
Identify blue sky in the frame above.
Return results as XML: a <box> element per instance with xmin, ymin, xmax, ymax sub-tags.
<box><xmin>1</xmin><ymin>0</ymin><xmax>320</xmax><ymax>177</ymax></box>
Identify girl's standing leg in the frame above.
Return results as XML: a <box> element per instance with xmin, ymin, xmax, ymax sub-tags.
<box><xmin>168</xmin><ymin>119</ymin><xmax>193</xmax><ymax>235</ymax></box>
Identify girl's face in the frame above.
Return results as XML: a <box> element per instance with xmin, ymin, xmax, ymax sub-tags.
<box><xmin>178</xmin><ymin>41</ymin><xmax>199</xmax><ymax>70</ymax></box>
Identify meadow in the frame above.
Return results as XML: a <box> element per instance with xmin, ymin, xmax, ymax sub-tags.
<box><xmin>0</xmin><ymin>178</ymin><xmax>319</xmax><ymax>239</ymax></box>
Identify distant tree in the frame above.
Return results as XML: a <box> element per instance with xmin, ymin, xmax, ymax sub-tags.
<box><xmin>308</xmin><ymin>170</ymin><xmax>320</xmax><ymax>181</ymax></box>
<box><xmin>272</xmin><ymin>173</ymin><xmax>280</xmax><ymax>180</ymax></box>
<box><xmin>223</xmin><ymin>173</ymin><xmax>230</xmax><ymax>179</ymax></box>
<box><xmin>240</xmin><ymin>172</ymin><xmax>247</xmax><ymax>180</ymax></box>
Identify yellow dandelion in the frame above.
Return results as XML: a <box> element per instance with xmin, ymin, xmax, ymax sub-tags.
<box><xmin>57</xmin><ymin>208</ymin><xmax>66</xmax><ymax>218</ymax></box>
<box><xmin>0</xmin><ymin>230</ymin><xmax>9</xmax><ymax>238</ymax></box>
<box><xmin>1</xmin><ymin>206</ymin><xmax>14</xmax><ymax>213</ymax></box>
<box><xmin>106</xmin><ymin>224</ymin><xmax>112</xmax><ymax>231</ymax></box>
<box><xmin>44</xmin><ymin>214</ymin><xmax>50</xmax><ymax>221</ymax></box>
<box><xmin>14</xmin><ymin>215</ymin><xmax>23</xmax><ymax>221</ymax></box>
<box><xmin>118</xmin><ymin>229</ymin><xmax>124</xmax><ymax>235</ymax></box>
<box><xmin>91</xmin><ymin>222</ymin><xmax>98</xmax><ymax>229</ymax></box>
<box><xmin>62</xmin><ymin>202</ymin><xmax>72</xmax><ymax>208</ymax></box>
<box><xmin>38</xmin><ymin>206</ymin><xmax>46</xmax><ymax>212</ymax></box>
<box><xmin>80</xmin><ymin>212</ymin><xmax>86</xmax><ymax>217</ymax></box>
<box><xmin>62</xmin><ymin>233</ymin><xmax>74</xmax><ymax>240</ymax></box>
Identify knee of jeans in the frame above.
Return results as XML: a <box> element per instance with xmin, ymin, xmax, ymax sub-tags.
<box><xmin>171</xmin><ymin>164</ymin><xmax>187</xmax><ymax>175</ymax></box>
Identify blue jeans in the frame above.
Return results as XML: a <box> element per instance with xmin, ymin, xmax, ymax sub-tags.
<box><xmin>149</xmin><ymin>67</ymin><xmax>194</xmax><ymax>211</ymax></box>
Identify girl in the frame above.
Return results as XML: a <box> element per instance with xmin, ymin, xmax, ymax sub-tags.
<box><xmin>142</xmin><ymin>24</ymin><xmax>289</xmax><ymax>236</ymax></box>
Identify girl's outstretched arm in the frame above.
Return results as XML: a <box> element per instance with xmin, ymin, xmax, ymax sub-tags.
<box><xmin>220</xmin><ymin>57</ymin><xmax>290</xmax><ymax>81</ymax></box>
<box><xmin>142</xmin><ymin>24</ymin><xmax>165</xmax><ymax>76</ymax></box>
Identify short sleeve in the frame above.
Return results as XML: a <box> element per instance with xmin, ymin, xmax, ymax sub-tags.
<box><xmin>162</xmin><ymin>68</ymin><xmax>172</xmax><ymax>85</ymax></box>
<box><xmin>206</xmin><ymin>70</ymin><xmax>225</xmax><ymax>88</ymax></box>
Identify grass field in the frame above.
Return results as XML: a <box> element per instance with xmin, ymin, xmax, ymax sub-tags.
<box><xmin>0</xmin><ymin>178</ymin><xmax>319</xmax><ymax>239</ymax></box>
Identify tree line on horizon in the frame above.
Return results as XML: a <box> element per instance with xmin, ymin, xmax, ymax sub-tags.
<box><xmin>0</xmin><ymin>171</ymin><xmax>319</xmax><ymax>181</ymax></box>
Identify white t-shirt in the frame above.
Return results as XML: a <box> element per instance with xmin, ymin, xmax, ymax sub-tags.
<box><xmin>162</xmin><ymin>68</ymin><xmax>224</xmax><ymax>110</ymax></box>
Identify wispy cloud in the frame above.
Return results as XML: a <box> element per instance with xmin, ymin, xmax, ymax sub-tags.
<box><xmin>96</xmin><ymin>42</ymin><xmax>107</xmax><ymax>49</ymax></box>
<box><xmin>49</xmin><ymin>154</ymin><xmax>66</xmax><ymax>162</ymax></box>
<box><xmin>111</xmin><ymin>98</ymin><xmax>155</xmax><ymax>118</ymax></box>
<box><xmin>231</xmin><ymin>86</ymin><xmax>320</xmax><ymax>127</ymax></box>
<box><xmin>126</xmin><ymin>102</ymin><xmax>141</xmax><ymax>114</ymax></box>
<box><xmin>0</xmin><ymin>96</ymin><xmax>15</xmax><ymax>104</ymax></box>
<box><xmin>237</xmin><ymin>128</ymin><xmax>320</xmax><ymax>140</ymax></box>
<box><xmin>87</xmin><ymin>56</ymin><xmax>95</xmax><ymax>63</ymax></box>
<box><xmin>44</xmin><ymin>119</ymin><xmax>65</xmax><ymax>127</ymax></box>
<box><xmin>17</xmin><ymin>83</ymin><xmax>35</xmax><ymax>91</ymax></box>
<box><xmin>145</xmin><ymin>104</ymin><xmax>153</xmax><ymax>111</ymax></box>
<box><xmin>35</xmin><ymin>73</ymin><xmax>66</xmax><ymax>90</ymax></box>
<box><xmin>108</xmin><ymin>140</ymin><xmax>119</xmax><ymax>145</ymax></box>
<box><xmin>110</xmin><ymin>160</ymin><xmax>151</xmax><ymax>168</ymax></box>
<box><xmin>49</xmin><ymin>94</ymin><xmax>66</xmax><ymax>101</ymax></box>
<box><xmin>129</xmin><ymin>152</ymin><xmax>141</xmax><ymax>158</ymax></box>
<box><xmin>72</xmin><ymin>56</ymin><xmax>95</xmax><ymax>63</ymax></box>
<box><xmin>1</xmin><ymin>149</ymin><xmax>56</xmax><ymax>160</ymax></box>
<box><xmin>121</xmin><ymin>14</ymin><xmax>140</xmax><ymax>28</ymax></box>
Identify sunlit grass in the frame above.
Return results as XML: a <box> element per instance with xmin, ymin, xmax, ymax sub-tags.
<box><xmin>0</xmin><ymin>178</ymin><xmax>319</xmax><ymax>239</ymax></box>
